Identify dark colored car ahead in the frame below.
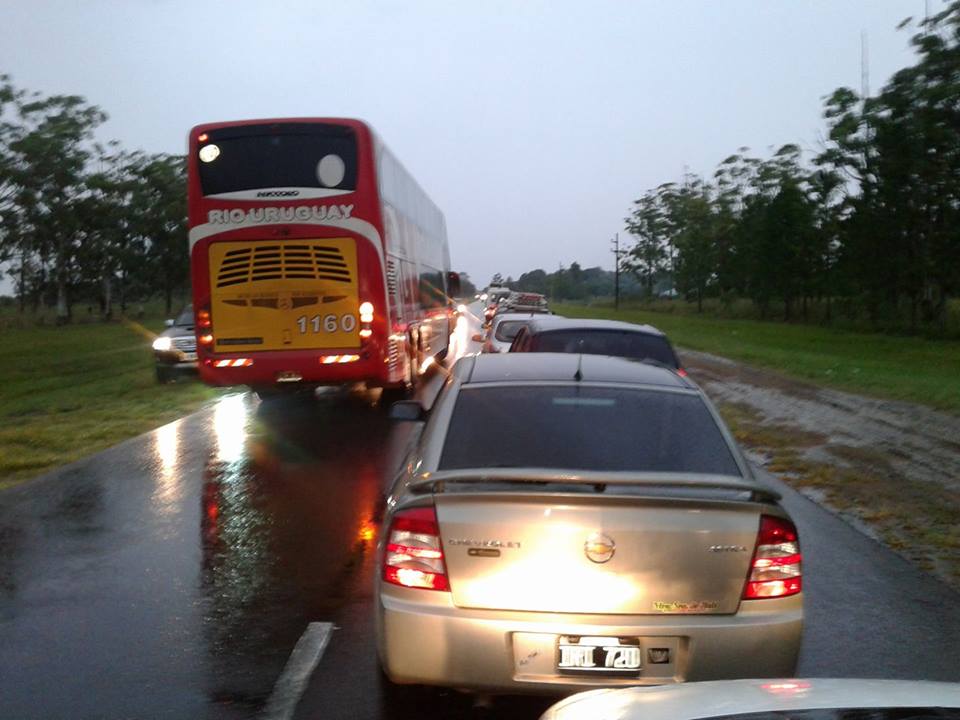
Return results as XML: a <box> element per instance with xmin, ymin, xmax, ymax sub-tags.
<box><xmin>152</xmin><ymin>305</ymin><xmax>198</xmax><ymax>382</ymax></box>
<box><xmin>509</xmin><ymin>316</ymin><xmax>684</xmax><ymax>373</ymax></box>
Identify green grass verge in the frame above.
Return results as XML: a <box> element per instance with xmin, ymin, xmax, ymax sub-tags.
<box><xmin>553</xmin><ymin>303</ymin><xmax>960</xmax><ymax>413</ymax></box>
<box><xmin>0</xmin><ymin>317</ymin><xmax>222</xmax><ymax>489</ymax></box>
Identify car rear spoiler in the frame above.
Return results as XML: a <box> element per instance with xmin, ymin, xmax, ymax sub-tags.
<box><xmin>408</xmin><ymin>469</ymin><xmax>781</xmax><ymax>503</ymax></box>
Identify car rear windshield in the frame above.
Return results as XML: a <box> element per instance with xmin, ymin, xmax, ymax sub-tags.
<box><xmin>198</xmin><ymin>123</ymin><xmax>357</xmax><ymax>196</ymax></box>
<box><xmin>530</xmin><ymin>329</ymin><xmax>679</xmax><ymax>367</ymax></box>
<box><xmin>439</xmin><ymin>385</ymin><xmax>740</xmax><ymax>474</ymax></box>
<box><xmin>495</xmin><ymin>321</ymin><xmax>528</xmax><ymax>342</ymax></box>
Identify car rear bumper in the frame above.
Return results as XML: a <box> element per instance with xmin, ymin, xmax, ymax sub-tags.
<box><xmin>377</xmin><ymin>585</ymin><xmax>802</xmax><ymax>693</ymax></box>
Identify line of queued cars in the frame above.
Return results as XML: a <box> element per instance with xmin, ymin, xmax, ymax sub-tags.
<box><xmin>375</xmin><ymin>292</ymin><xmax>810</xmax><ymax>713</ymax></box>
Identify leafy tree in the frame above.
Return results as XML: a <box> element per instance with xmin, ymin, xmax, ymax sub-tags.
<box><xmin>668</xmin><ymin>179</ymin><xmax>718</xmax><ymax>313</ymax></box>
<box><xmin>134</xmin><ymin>154</ymin><xmax>188</xmax><ymax>315</ymax></box>
<box><xmin>7</xmin><ymin>92</ymin><xmax>106</xmax><ymax>322</ymax></box>
<box><xmin>514</xmin><ymin>268</ymin><xmax>548</xmax><ymax>295</ymax></box>
<box><xmin>624</xmin><ymin>190</ymin><xmax>668</xmax><ymax>297</ymax></box>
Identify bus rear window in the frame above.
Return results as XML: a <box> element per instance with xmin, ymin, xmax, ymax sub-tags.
<box><xmin>197</xmin><ymin>123</ymin><xmax>358</xmax><ymax>197</ymax></box>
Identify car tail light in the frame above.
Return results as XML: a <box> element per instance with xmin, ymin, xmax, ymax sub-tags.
<box><xmin>676</xmin><ymin>368</ymin><xmax>688</xmax><ymax>378</ymax></box>
<box><xmin>743</xmin><ymin>515</ymin><xmax>801</xmax><ymax>599</ymax></box>
<box><xmin>383</xmin><ymin>506</ymin><xmax>449</xmax><ymax>591</ymax></box>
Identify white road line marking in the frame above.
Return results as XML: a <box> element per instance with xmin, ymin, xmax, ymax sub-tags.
<box><xmin>262</xmin><ymin>621</ymin><xmax>335</xmax><ymax>720</ymax></box>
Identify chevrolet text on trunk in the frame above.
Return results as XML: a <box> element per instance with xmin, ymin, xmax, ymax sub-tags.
<box><xmin>187</xmin><ymin>119</ymin><xmax>459</xmax><ymax>397</ymax></box>
<box><xmin>378</xmin><ymin>353</ymin><xmax>802</xmax><ymax>694</ymax></box>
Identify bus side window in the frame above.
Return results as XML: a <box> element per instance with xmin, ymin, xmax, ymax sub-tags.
<box><xmin>400</xmin><ymin>260</ymin><xmax>417</xmax><ymax>315</ymax></box>
<box><xmin>419</xmin><ymin>269</ymin><xmax>445</xmax><ymax>309</ymax></box>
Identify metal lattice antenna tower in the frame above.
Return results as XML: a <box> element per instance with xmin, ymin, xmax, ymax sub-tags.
<box><xmin>861</xmin><ymin>29</ymin><xmax>870</xmax><ymax>100</ymax></box>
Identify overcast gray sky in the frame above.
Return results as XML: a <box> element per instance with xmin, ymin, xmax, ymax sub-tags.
<box><xmin>0</xmin><ymin>0</ymin><xmax>934</xmax><ymax>290</ymax></box>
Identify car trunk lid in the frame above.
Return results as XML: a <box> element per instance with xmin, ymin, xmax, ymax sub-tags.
<box><xmin>435</xmin><ymin>488</ymin><xmax>762</xmax><ymax>615</ymax></box>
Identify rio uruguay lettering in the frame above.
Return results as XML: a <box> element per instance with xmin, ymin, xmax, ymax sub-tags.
<box><xmin>206</xmin><ymin>204</ymin><xmax>354</xmax><ymax>225</ymax></box>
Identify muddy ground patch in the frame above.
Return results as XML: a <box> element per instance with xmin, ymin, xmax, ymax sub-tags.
<box><xmin>683</xmin><ymin>349</ymin><xmax>960</xmax><ymax>590</ymax></box>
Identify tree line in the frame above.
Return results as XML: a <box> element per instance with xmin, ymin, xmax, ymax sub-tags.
<box><xmin>0</xmin><ymin>75</ymin><xmax>187</xmax><ymax>323</ymax></box>
<box><xmin>620</xmin><ymin>6</ymin><xmax>960</xmax><ymax>333</ymax></box>
<box><xmin>489</xmin><ymin>265</ymin><xmax>655</xmax><ymax>302</ymax></box>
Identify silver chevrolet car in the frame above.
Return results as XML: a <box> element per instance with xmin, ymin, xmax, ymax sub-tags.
<box><xmin>377</xmin><ymin>353</ymin><xmax>802</xmax><ymax>694</ymax></box>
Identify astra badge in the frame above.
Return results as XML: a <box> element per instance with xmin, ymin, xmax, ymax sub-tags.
<box><xmin>584</xmin><ymin>532</ymin><xmax>615</xmax><ymax>564</ymax></box>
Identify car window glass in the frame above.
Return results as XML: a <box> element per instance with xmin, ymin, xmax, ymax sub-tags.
<box><xmin>175</xmin><ymin>307</ymin><xmax>193</xmax><ymax>326</ymax></box>
<box><xmin>439</xmin><ymin>386</ymin><xmax>739</xmax><ymax>474</ymax></box>
<box><xmin>495</xmin><ymin>321</ymin><xmax>527</xmax><ymax>342</ymax></box>
<box><xmin>532</xmin><ymin>329</ymin><xmax>679</xmax><ymax>367</ymax></box>
<box><xmin>509</xmin><ymin>328</ymin><xmax>527</xmax><ymax>351</ymax></box>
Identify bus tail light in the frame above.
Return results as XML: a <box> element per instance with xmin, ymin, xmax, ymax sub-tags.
<box><xmin>359</xmin><ymin>301</ymin><xmax>374</xmax><ymax>342</ymax></box>
<box><xmin>743</xmin><ymin>515</ymin><xmax>802</xmax><ymax>599</ymax></box>
<box><xmin>197</xmin><ymin>305</ymin><xmax>214</xmax><ymax>347</ymax></box>
<box><xmin>383</xmin><ymin>506</ymin><xmax>449</xmax><ymax>591</ymax></box>
<box><xmin>359</xmin><ymin>302</ymin><xmax>374</xmax><ymax>323</ymax></box>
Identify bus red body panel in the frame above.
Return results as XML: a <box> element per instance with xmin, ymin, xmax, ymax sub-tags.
<box><xmin>186</xmin><ymin>118</ymin><xmax>453</xmax><ymax>391</ymax></box>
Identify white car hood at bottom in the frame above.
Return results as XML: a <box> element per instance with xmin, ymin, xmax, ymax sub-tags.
<box><xmin>541</xmin><ymin>679</ymin><xmax>960</xmax><ymax>720</ymax></box>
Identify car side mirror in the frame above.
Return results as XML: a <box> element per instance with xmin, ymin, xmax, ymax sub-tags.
<box><xmin>164</xmin><ymin>319</ymin><xmax>174</xmax><ymax>327</ymax></box>
<box><xmin>389</xmin><ymin>400</ymin><xmax>427</xmax><ymax>422</ymax></box>
<box><xmin>471</xmin><ymin>333</ymin><xmax>483</xmax><ymax>343</ymax></box>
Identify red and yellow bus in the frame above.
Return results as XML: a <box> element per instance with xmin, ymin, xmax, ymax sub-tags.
<box><xmin>187</xmin><ymin>118</ymin><xmax>459</xmax><ymax>395</ymax></box>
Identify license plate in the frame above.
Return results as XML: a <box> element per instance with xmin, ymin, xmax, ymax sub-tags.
<box><xmin>557</xmin><ymin>636</ymin><xmax>641</xmax><ymax>675</ymax></box>
<box><xmin>181</xmin><ymin>352</ymin><xmax>198</xmax><ymax>362</ymax></box>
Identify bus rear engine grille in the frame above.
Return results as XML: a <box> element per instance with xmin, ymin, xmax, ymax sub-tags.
<box><xmin>216</xmin><ymin>244</ymin><xmax>351</xmax><ymax>288</ymax></box>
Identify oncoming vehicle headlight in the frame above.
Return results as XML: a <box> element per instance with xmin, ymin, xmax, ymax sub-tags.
<box><xmin>152</xmin><ymin>336</ymin><xmax>173</xmax><ymax>352</ymax></box>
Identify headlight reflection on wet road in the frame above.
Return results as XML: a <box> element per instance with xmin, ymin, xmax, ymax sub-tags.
<box><xmin>213</xmin><ymin>393</ymin><xmax>250</xmax><ymax>464</ymax></box>
<box><xmin>152</xmin><ymin>419</ymin><xmax>181</xmax><ymax>509</ymax></box>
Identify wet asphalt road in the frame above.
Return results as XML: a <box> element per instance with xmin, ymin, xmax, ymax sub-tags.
<box><xmin>2</xmin><ymin>305</ymin><xmax>960</xmax><ymax>720</ymax></box>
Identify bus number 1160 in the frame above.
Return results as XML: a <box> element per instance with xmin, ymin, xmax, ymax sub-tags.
<box><xmin>296</xmin><ymin>314</ymin><xmax>357</xmax><ymax>334</ymax></box>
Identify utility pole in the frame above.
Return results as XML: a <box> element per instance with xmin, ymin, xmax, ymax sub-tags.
<box><xmin>610</xmin><ymin>233</ymin><xmax>621</xmax><ymax>310</ymax></box>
